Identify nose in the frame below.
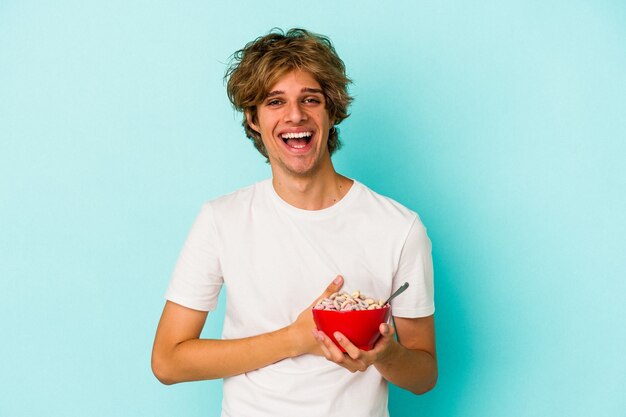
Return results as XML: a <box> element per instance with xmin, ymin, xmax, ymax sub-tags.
<box><xmin>284</xmin><ymin>102</ymin><xmax>307</xmax><ymax>123</ymax></box>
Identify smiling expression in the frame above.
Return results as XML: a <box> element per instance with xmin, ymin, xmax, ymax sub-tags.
<box><xmin>247</xmin><ymin>70</ymin><xmax>335</xmax><ymax>179</ymax></box>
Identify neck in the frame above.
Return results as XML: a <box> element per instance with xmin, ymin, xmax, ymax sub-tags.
<box><xmin>271</xmin><ymin>163</ymin><xmax>353</xmax><ymax>210</ymax></box>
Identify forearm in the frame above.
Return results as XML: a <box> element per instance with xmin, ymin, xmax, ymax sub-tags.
<box><xmin>153</xmin><ymin>326</ymin><xmax>300</xmax><ymax>384</ymax></box>
<box><xmin>153</xmin><ymin>278</ymin><xmax>343</xmax><ymax>385</ymax></box>
<box><xmin>375</xmin><ymin>341</ymin><xmax>438</xmax><ymax>394</ymax></box>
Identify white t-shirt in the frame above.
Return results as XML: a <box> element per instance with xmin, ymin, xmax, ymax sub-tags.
<box><xmin>166</xmin><ymin>179</ymin><xmax>435</xmax><ymax>417</ymax></box>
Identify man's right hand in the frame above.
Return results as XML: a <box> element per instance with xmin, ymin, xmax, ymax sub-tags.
<box><xmin>287</xmin><ymin>275</ymin><xmax>344</xmax><ymax>357</ymax></box>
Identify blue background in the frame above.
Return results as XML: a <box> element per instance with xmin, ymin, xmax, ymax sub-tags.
<box><xmin>1</xmin><ymin>1</ymin><xmax>625</xmax><ymax>416</ymax></box>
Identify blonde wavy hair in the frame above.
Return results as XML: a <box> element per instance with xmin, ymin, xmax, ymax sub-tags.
<box><xmin>225</xmin><ymin>28</ymin><xmax>353</xmax><ymax>158</ymax></box>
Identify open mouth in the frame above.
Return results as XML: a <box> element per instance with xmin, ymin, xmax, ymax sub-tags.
<box><xmin>281</xmin><ymin>131</ymin><xmax>313</xmax><ymax>149</ymax></box>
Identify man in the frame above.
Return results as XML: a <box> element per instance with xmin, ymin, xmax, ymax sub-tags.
<box><xmin>152</xmin><ymin>28</ymin><xmax>437</xmax><ymax>417</ymax></box>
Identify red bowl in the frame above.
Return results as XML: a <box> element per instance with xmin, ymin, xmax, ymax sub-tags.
<box><xmin>312</xmin><ymin>305</ymin><xmax>391</xmax><ymax>352</ymax></box>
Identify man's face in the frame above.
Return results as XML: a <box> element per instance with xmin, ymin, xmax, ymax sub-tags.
<box><xmin>247</xmin><ymin>70</ymin><xmax>334</xmax><ymax>178</ymax></box>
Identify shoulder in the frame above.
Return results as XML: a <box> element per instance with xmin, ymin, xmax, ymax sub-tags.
<box><xmin>352</xmin><ymin>181</ymin><xmax>419</xmax><ymax>226</ymax></box>
<box><xmin>203</xmin><ymin>179</ymin><xmax>270</xmax><ymax>213</ymax></box>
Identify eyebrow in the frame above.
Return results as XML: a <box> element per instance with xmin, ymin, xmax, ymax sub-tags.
<box><xmin>265</xmin><ymin>87</ymin><xmax>324</xmax><ymax>98</ymax></box>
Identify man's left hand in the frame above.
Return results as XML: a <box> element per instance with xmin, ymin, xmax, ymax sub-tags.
<box><xmin>312</xmin><ymin>323</ymin><xmax>398</xmax><ymax>372</ymax></box>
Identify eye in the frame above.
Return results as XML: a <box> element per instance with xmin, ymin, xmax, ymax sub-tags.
<box><xmin>266</xmin><ymin>99</ymin><xmax>283</xmax><ymax>107</ymax></box>
<box><xmin>303</xmin><ymin>97</ymin><xmax>322</xmax><ymax>104</ymax></box>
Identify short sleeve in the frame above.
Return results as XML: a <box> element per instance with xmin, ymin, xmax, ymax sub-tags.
<box><xmin>165</xmin><ymin>203</ymin><xmax>223</xmax><ymax>311</ymax></box>
<box><xmin>391</xmin><ymin>216</ymin><xmax>435</xmax><ymax>318</ymax></box>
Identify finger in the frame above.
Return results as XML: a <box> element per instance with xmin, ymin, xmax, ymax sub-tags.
<box><xmin>371</xmin><ymin>323</ymin><xmax>395</xmax><ymax>351</ymax></box>
<box><xmin>379</xmin><ymin>322</ymin><xmax>395</xmax><ymax>339</ymax></box>
<box><xmin>312</xmin><ymin>275</ymin><xmax>344</xmax><ymax>306</ymax></box>
<box><xmin>316</xmin><ymin>331</ymin><xmax>364</xmax><ymax>372</ymax></box>
<box><xmin>369</xmin><ymin>323</ymin><xmax>398</xmax><ymax>362</ymax></box>
<box><xmin>333</xmin><ymin>331</ymin><xmax>362</xmax><ymax>361</ymax></box>
<box><xmin>312</xmin><ymin>330</ymin><xmax>333</xmax><ymax>359</ymax></box>
<box><xmin>318</xmin><ymin>330</ymin><xmax>348</xmax><ymax>363</ymax></box>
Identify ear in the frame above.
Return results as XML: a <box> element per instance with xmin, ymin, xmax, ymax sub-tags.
<box><xmin>246</xmin><ymin>111</ymin><xmax>260</xmax><ymax>133</ymax></box>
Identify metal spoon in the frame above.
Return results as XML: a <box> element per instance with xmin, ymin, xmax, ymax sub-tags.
<box><xmin>383</xmin><ymin>282</ymin><xmax>409</xmax><ymax>306</ymax></box>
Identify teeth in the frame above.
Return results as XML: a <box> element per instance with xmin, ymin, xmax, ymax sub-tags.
<box><xmin>281</xmin><ymin>131</ymin><xmax>312</xmax><ymax>139</ymax></box>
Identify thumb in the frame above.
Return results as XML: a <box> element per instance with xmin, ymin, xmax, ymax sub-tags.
<box><xmin>313</xmin><ymin>275</ymin><xmax>344</xmax><ymax>305</ymax></box>
<box><xmin>379</xmin><ymin>323</ymin><xmax>395</xmax><ymax>338</ymax></box>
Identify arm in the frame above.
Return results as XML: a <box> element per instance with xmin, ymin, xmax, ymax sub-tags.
<box><xmin>313</xmin><ymin>314</ymin><xmax>437</xmax><ymax>394</ymax></box>
<box><xmin>151</xmin><ymin>276</ymin><xmax>344</xmax><ymax>385</ymax></box>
